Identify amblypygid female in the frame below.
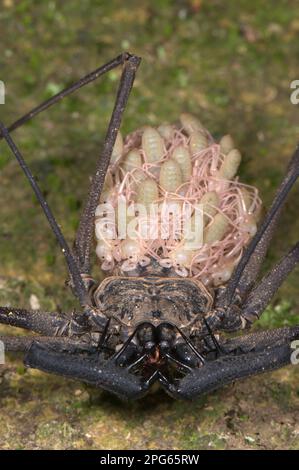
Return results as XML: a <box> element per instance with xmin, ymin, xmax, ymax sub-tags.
<box><xmin>0</xmin><ymin>53</ymin><xmax>298</xmax><ymax>400</ymax></box>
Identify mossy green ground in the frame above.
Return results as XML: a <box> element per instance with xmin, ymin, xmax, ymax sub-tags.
<box><xmin>0</xmin><ymin>0</ymin><xmax>299</xmax><ymax>449</ymax></box>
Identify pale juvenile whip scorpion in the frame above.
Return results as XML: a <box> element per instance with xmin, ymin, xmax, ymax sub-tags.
<box><xmin>0</xmin><ymin>53</ymin><xmax>299</xmax><ymax>400</ymax></box>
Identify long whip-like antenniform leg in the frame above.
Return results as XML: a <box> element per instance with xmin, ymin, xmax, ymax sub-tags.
<box><xmin>74</xmin><ymin>54</ymin><xmax>141</xmax><ymax>273</ymax></box>
<box><xmin>218</xmin><ymin>145</ymin><xmax>299</xmax><ymax>307</ymax></box>
<box><xmin>213</xmin><ymin>242</ymin><xmax>299</xmax><ymax>332</ymax></box>
<box><xmin>0</xmin><ymin>122</ymin><xmax>89</xmax><ymax>307</ymax></box>
<box><xmin>0</xmin><ymin>54</ymin><xmax>129</xmax><ymax>140</ymax></box>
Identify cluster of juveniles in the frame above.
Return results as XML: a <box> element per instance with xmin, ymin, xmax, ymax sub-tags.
<box><xmin>95</xmin><ymin>114</ymin><xmax>261</xmax><ymax>286</ymax></box>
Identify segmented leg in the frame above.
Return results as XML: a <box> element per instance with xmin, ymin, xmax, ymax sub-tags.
<box><xmin>25</xmin><ymin>341</ymin><xmax>147</xmax><ymax>400</ymax></box>
<box><xmin>0</xmin><ymin>53</ymin><xmax>128</xmax><ymax>139</ymax></box>
<box><xmin>0</xmin><ymin>306</ymin><xmax>78</xmax><ymax>336</ymax></box>
<box><xmin>0</xmin><ymin>53</ymin><xmax>141</xmax><ymax>305</ymax></box>
<box><xmin>0</xmin><ymin>122</ymin><xmax>89</xmax><ymax>307</ymax></box>
<box><xmin>160</xmin><ymin>326</ymin><xmax>299</xmax><ymax>400</ymax></box>
<box><xmin>241</xmin><ymin>242</ymin><xmax>299</xmax><ymax>323</ymax></box>
<box><xmin>213</xmin><ymin>241</ymin><xmax>299</xmax><ymax>332</ymax></box>
<box><xmin>218</xmin><ymin>145</ymin><xmax>299</xmax><ymax>307</ymax></box>
<box><xmin>74</xmin><ymin>54</ymin><xmax>141</xmax><ymax>274</ymax></box>
<box><xmin>226</xmin><ymin>206</ymin><xmax>282</xmax><ymax>301</ymax></box>
<box><xmin>222</xmin><ymin>325</ymin><xmax>299</xmax><ymax>352</ymax></box>
<box><xmin>0</xmin><ymin>336</ymin><xmax>92</xmax><ymax>353</ymax></box>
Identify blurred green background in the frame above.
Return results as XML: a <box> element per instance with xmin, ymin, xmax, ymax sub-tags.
<box><xmin>0</xmin><ymin>0</ymin><xmax>299</xmax><ymax>450</ymax></box>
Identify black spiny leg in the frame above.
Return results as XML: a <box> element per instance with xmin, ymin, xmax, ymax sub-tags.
<box><xmin>176</xmin><ymin>145</ymin><xmax>299</xmax><ymax>401</ymax></box>
<box><xmin>159</xmin><ymin>326</ymin><xmax>299</xmax><ymax>400</ymax></box>
<box><xmin>214</xmin><ymin>241</ymin><xmax>299</xmax><ymax>332</ymax></box>
<box><xmin>25</xmin><ymin>342</ymin><xmax>148</xmax><ymax>400</ymax></box>
<box><xmin>74</xmin><ymin>54</ymin><xmax>141</xmax><ymax>274</ymax></box>
<box><xmin>0</xmin><ymin>54</ymin><xmax>129</xmax><ymax>139</ymax></box>
<box><xmin>217</xmin><ymin>145</ymin><xmax>299</xmax><ymax>307</ymax></box>
<box><xmin>211</xmin><ymin>144</ymin><xmax>299</xmax><ymax>335</ymax></box>
<box><xmin>0</xmin><ymin>306</ymin><xmax>84</xmax><ymax>336</ymax></box>
<box><xmin>0</xmin><ymin>336</ymin><xmax>93</xmax><ymax>353</ymax></box>
<box><xmin>0</xmin><ymin>53</ymin><xmax>140</xmax><ymax>335</ymax></box>
<box><xmin>0</xmin><ymin>122</ymin><xmax>89</xmax><ymax>307</ymax></box>
<box><xmin>0</xmin><ymin>52</ymin><xmax>140</xmax><ymax>300</ymax></box>
<box><xmin>164</xmin><ymin>224</ymin><xmax>299</xmax><ymax>400</ymax></box>
<box><xmin>0</xmin><ymin>54</ymin><xmax>142</xmax><ymax>391</ymax></box>
<box><xmin>241</xmin><ymin>242</ymin><xmax>299</xmax><ymax>323</ymax></box>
